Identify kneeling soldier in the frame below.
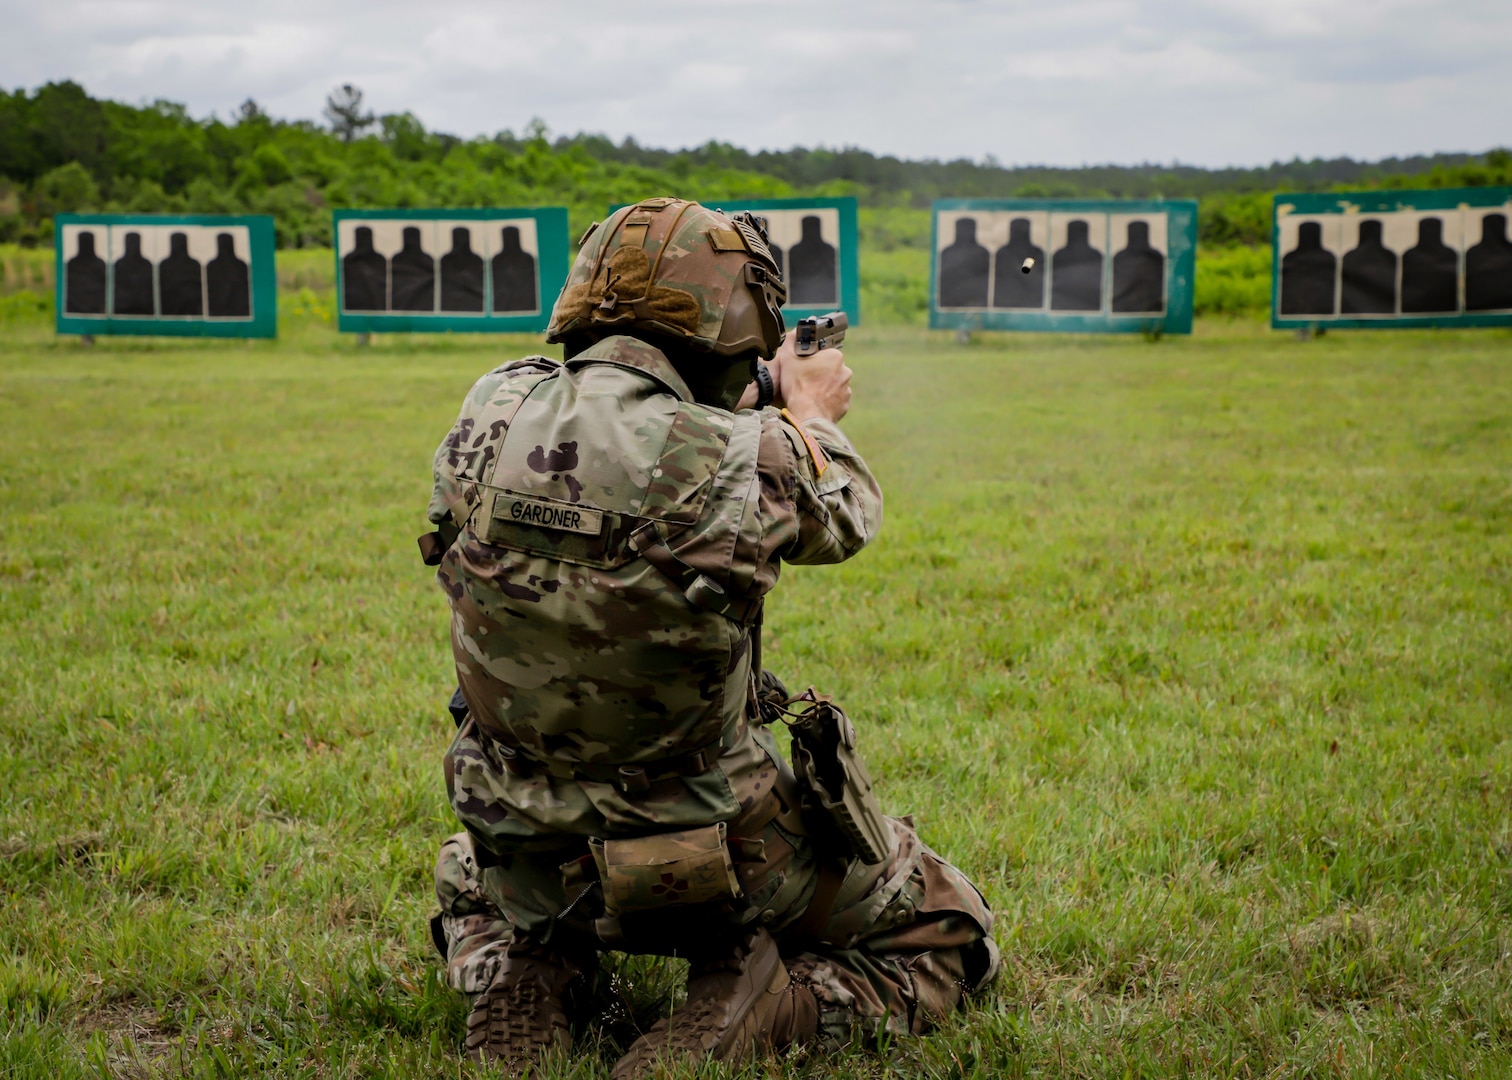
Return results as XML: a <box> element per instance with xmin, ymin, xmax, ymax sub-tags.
<box><xmin>421</xmin><ymin>198</ymin><xmax>999</xmax><ymax>1076</ymax></box>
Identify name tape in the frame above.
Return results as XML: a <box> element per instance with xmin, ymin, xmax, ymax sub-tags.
<box><xmin>493</xmin><ymin>492</ymin><xmax>603</xmax><ymax>536</ymax></box>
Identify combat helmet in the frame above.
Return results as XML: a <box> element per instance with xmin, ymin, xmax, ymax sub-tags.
<box><xmin>545</xmin><ymin>198</ymin><xmax>787</xmax><ymax>398</ymax></box>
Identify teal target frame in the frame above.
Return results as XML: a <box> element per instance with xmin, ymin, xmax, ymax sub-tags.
<box><xmin>1271</xmin><ymin>186</ymin><xmax>1512</xmax><ymax>330</ymax></box>
<box><xmin>333</xmin><ymin>207</ymin><xmax>569</xmax><ymax>334</ymax></box>
<box><xmin>54</xmin><ymin>214</ymin><xmax>277</xmax><ymax>338</ymax></box>
<box><xmin>929</xmin><ymin>199</ymin><xmax>1196</xmax><ymax>335</ymax></box>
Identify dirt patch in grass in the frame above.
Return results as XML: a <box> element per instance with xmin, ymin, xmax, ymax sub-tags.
<box><xmin>74</xmin><ymin>1001</ymin><xmax>183</xmax><ymax>1078</ymax></box>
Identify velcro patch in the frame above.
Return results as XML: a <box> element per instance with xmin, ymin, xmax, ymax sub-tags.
<box><xmin>707</xmin><ymin>228</ymin><xmax>748</xmax><ymax>253</ymax></box>
<box><xmin>492</xmin><ymin>492</ymin><xmax>603</xmax><ymax>535</ymax></box>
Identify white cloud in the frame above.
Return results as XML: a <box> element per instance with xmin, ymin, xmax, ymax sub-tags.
<box><xmin>0</xmin><ymin>0</ymin><xmax>1506</xmax><ymax>166</ymax></box>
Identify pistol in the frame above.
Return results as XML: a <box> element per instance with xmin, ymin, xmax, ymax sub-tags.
<box><xmin>794</xmin><ymin>311</ymin><xmax>847</xmax><ymax>356</ymax></box>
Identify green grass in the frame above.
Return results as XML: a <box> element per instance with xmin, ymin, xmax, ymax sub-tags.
<box><xmin>0</xmin><ymin>244</ymin><xmax>54</xmax><ymax>296</ymax></box>
<box><xmin>3</xmin><ymin>309</ymin><xmax>1511</xmax><ymax>1078</ymax></box>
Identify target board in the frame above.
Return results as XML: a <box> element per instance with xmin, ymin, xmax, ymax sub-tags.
<box><xmin>333</xmin><ymin>208</ymin><xmax>569</xmax><ymax>333</ymax></box>
<box><xmin>55</xmin><ymin>214</ymin><xmax>276</xmax><ymax>337</ymax></box>
<box><xmin>1272</xmin><ymin>187</ymin><xmax>1512</xmax><ymax>329</ymax></box>
<box><xmin>929</xmin><ymin>199</ymin><xmax>1196</xmax><ymax>334</ymax></box>
<box><xmin>608</xmin><ymin>197</ymin><xmax>860</xmax><ymax>324</ymax></box>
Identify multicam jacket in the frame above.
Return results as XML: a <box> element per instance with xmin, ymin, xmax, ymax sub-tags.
<box><xmin>428</xmin><ymin>334</ymin><xmax>883</xmax><ymax>848</ymax></box>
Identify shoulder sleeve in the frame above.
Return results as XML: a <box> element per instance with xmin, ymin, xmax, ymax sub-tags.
<box><xmin>763</xmin><ymin>411</ymin><xmax>884</xmax><ymax>566</ymax></box>
<box><xmin>427</xmin><ymin>358</ymin><xmax>558</xmax><ymax>527</ymax></box>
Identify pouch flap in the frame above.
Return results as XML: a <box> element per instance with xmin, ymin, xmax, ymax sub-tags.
<box><xmin>606</xmin><ymin>822</ymin><xmax>726</xmax><ymax>867</ymax></box>
<box><xmin>591</xmin><ymin>822</ymin><xmax>743</xmax><ymax>917</ymax></box>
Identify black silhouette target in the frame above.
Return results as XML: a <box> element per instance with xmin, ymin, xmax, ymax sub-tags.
<box><xmin>787</xmin><ymin>215</ymin><xmax>837</xmax><ymax>306</ymax></box>
<box><xmin>338</xmin><ymin>217</ymin><xmax>545</xmax><ymax>320</ymax></box>
<box><xmin>64</xmin><ymin>229</ymin><xmax>107</xmax><ymax>315</ymax></box>
<box><xmin>1340</xmin><ymin>220</ymin><xmax>1397</xmax><ymax>314</ymax></box>
<box><xmin>1400</xmin><ymin>217</ymin><xmax>1459</xmax><ymax>313</ymax></box>
<box><xmin>938</xmin><ymin>217</ymin><xmax>990</xmax><ymax>308</ymax></box>
<box><xmin>58</xmin><ymin>219</ymin><xmax>262</xmax><ymax>331</ymax></box>
<box><xmin>1051</xmin><ymin>218</ymin><xmax>1103</xmax><ymax>312</ymax></box>
<box><xmin>112</xmin><ymin>231</ymin><xmax>155</xmax><ymax>316</ymax></box>
<box><xmin>141</xmin><ymin>226</ymin><xmax>254</xmax><ymax>321</ymax></box>
<box><xmin>158</xmin><ymin>232</ymin><xmax>205</xmax><ymax>317</ymax></box>
<box><xmin>755</xmin><ymin>209</ymin><xmax>841</xmax><ymax>310</ymax></box>
<box><xmin>932</xmin><ymin>209</ymin><xmax>1172</xmax><ymax>316</ymax></box>
<box><xmin>342</xmin><ymin>226</ymin><xmax>387</xmax><ymax>311</ymax></box>
<box><xmin>993</xmin><ymin>217</ymin><xmax>1044</xmax><ymax>309</ymax></box>
<box><xmin>492</xmin><ymin>226</ymin><xmax>538</xmax><ymax>313</ymax></box>
<box><xmin>1280</xmin><ymin>221</ymin><xmax>1338</xmax><ymax>316</ymax></box>
<box><xmin>1273</xmin><ymin>194</ymin><xmax>1512</xmax><ymax>326</ymax></box>
<box><xmin>1466</xmin><ymin>212</ymin><xmax>1512</xmax><ymax>311</ymax></box>
<box><xmin>929</xmin><ymin>203</ymin><xmax>1195</xmax><ymax>331</ymax></box>
<box><xmin>1111</xmin><ymin>220</ymin><xmax>1165</xmax><ymax>313</ymax></box>
<box><xmin>206</xmin><ymin>233</ymin><xmax>250</xmax><ymax>317</ymax></box>
<box><xmin>441</xmin><ymin>227</ymin><xmax>485</xmax><ymax>312</ymax></box>
<box><xmin>390</xmin><ymin>226</ymin><xmax>436</xmax><ymax>312</ymax></box>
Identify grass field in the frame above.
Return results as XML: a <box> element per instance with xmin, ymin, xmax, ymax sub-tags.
<box><xmin>2</xmin><ymin>308</ymin><xmax>1511</xmax><ymax>1078</ymax></box>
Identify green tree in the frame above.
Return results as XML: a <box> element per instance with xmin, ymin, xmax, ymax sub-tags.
<box><xmin>235</xmin><ymin>98</ymin><xmax>268</xmax><ymax>125</ymax></box>
<box><xmin>0</xmin><ymin>81</ymin><xmax>110</xmax><ymax>185</ymax></box>
<box><xmin>33</xmin><ymin>161</ymin><xmax>99</xmax><ymax>215</ymax></box>
<box><xmin>0</xmin><ymin>81</ymin><xmax>1504</xmax><ymax>252</ymax></box>
<box><xmin>324</xmin><ymin>84</ymin><xmax>374</xmax><ymax>143</ymax></box>
<box><xmin>250</xmin><ymin>144</ymin><xmax>293</xmax><ymax>185</ymax></box>
<box><xmin>380</xmin><ymin>112</ymin><xmax>432</xmax><ymax>162</ymax></box>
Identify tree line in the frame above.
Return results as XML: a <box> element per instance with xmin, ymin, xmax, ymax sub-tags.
<box><xmin>2</xmin><ymin>80</ymin><xmax>1508</xmax><ymax>250</ymax></box>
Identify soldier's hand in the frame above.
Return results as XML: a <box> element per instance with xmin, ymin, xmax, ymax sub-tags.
<box><xmin>773</xmin><ymin>328</ymin><xmax>851</xmax><ymax>423</ymax></box>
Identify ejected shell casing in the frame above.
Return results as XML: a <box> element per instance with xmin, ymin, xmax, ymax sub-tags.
<box><xmin>1020</xmin><ymin>257</ymin><xmax>1035</xmax><ymax>274</ymax></box>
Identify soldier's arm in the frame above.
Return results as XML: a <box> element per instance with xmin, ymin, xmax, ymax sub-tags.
<box><xmin>773</xmin><ymin>413</ymin><xmax>883</xmax><ymax>565</ymax></box>
<box><xmin>762</xmin><ymin>332</ymin><xmax>881</xmax><ymax>566</ymax></box>
<box><xmin>724</xmin><ymin>412</ymin><xmax>879</xmax><ymax>603</ymax></box>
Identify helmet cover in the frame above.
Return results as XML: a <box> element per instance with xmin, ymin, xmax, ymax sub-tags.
<box><xmin>546</xmin><ymin>198</ymin><xmax>787</xmax><ymax>360</ymax></box>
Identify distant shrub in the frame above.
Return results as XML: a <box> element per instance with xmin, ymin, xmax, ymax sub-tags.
<box><xmin>32</xmin><ymin>161</ymin><xmax>99</xmax><ymax>216</ymax></box>
<box><xmin>861</xmin><ymin>261</ymin><xmax>929</xmax><ymax>324</ymax></box>
<box><xmin>1195</xmin><ymin>245</ymin><xmax>1271</xmax><ymax>316</ymax></box>
<box><xmin>0</xmin><ymin>288</ymin><xmax>51</xmax><ymax>321</ymax></box>
<box><xmin>1377</xmin><ymin>148</ymin><xmax>1511</xmax><ymax>191</ymax></box>
<box><xmin>1199</xmin><ymin>193</ymin><xmax>1271</xmax><ymax>247</ymax></box>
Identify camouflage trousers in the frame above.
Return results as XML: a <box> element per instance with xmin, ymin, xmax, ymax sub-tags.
<box><xmin>433</xmin><ymin>734</ymin><xmax>1000</xmax><ymax>1047</ymax></box>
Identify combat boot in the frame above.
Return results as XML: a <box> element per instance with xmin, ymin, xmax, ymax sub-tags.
<box><xmin>610</xmin><ymin>927</ymin><xmax>819</xmax><ymax>1079</ymax></box>
<box><xmin>464</xmin><ymin>936</ymin><xmax>588</xmax><ymax>1072</ymax></box>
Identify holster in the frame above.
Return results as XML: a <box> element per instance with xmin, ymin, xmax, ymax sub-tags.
<box><xmin>787</xmin><ymin>696</ymin><xmax>891</xmax><ymax>866</ymax></box>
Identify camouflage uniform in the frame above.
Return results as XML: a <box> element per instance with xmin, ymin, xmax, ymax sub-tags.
<box><xmin>427</xmin><ymin>328</ymin><xmax>998</xmax><ymax>1046</ymax></box>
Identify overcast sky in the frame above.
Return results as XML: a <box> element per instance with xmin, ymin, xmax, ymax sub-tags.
<box><xmin>3</xmin><ymin>0</ymin><xmax>1507</xmax><ymax>168</ymax></box>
